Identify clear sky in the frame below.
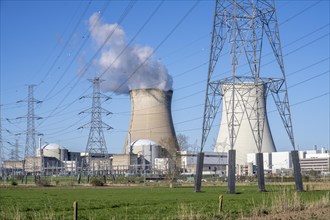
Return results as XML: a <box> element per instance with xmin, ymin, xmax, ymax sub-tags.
<box><xmin>1</xmin><ymin>0</ymin><xmax>329</xmax><ymax>159</ymax></box>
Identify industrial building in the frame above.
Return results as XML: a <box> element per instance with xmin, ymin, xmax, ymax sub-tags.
<box><xmin>180</xmin><ymin>151</ymin><xmax>227</xmax><ymax>175</ymax></box>
<box><xmin>3</xmin><ymin>139</ymin><xmax>328</xmax><ymax>178</ymax></box>
<box><xmin>2</xmin><ymin>143</ymin><xmax>110</xmax><ymax>176</ymax></box>
<box><xmin>246</xmin><ymin>147</ymin><xmax>330</xmax><ymax>176</ymax></box>
<box><xmin>2</xmin><ymin>142</ymin><xmax>228</xmax><ymax>178</ymax></box>
<box><xmin>300</xmin><ymin>148</ymin><xmax>330</xmax><ymax>173</ymax></box>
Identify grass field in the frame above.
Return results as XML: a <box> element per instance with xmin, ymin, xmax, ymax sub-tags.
<box><xmin>0</xmin><ymin>183</ymin><xmax>329</xmax><ymax>219</ymax></box>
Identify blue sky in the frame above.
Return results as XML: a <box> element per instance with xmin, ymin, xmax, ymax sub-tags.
<box><xmin>1</xmin><ymin>0</ymin><xmax>329</xmax><ymax>158</ymax></box>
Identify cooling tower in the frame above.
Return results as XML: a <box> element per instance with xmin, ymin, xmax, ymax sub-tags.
<box><xmin>215</xmin><ymin>82</ymin><xmax>276</xmax><ymax>165</ymax></box>
<box><xmin>124</xmin><ymin>89</ymin><xmax>179</xmax><ymax>155</ymax></box>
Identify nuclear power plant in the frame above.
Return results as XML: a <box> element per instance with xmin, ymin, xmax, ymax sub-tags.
<box><xmin>1</xmin><ymin>1</ymin><xmax>329</xmax><ymax>193</ymax></box>
<box><xmin>1</xmin><ymin>85</ymin><xmax>329</xmax><ymax>181</ymax></box>
<box><xmin>1</xmin><ymin>87</ymin><xmax>228</xmax><ymax>178</ymax></box>
<box><xmin>215</xmin><ymin>82</ymin><xmax>276</xmax><ymax>165</ymax></box>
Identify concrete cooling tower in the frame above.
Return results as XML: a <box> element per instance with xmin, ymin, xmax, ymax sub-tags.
<box><xmin>124</xmin><ymin>89</ymin><xmax>179</xmax><ymax>155</ymax></box>
<box><xmin>215</xmin><ymin>82</ymin><xmax>276</xmax><ymax>165</ymax></box>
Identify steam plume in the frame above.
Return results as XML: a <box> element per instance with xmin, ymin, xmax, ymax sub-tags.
<box><xmin>88</xmin><ymin>12</ymin><xmax>173</xmax><ymax>94</ymax></box>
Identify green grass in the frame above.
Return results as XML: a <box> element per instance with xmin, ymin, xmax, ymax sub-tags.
<box><xmin>0</xmin><ymin>184</ymin><xmax>329</xmax><ymax>219</ymax></box>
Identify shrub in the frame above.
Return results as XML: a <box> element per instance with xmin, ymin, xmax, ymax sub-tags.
<box><xmin>37</xmin><ymin>179</ymin><xmax>51</xmax><ymax>187</ymax></box>
<box><xmin>90</xmin><ymin>177</ymin><xmax>104</xmax><ymax>186</ymax></box>
<box><xmin>10</xmin><ymin>179</ymin><xmax>18</xmax><ymax>186</ymax></box>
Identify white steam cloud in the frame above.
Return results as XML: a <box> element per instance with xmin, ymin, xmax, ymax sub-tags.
<box><xmin>88</xmin><ymin>12</ymin><xmax>173</xmax><ymax>94</ymax></box>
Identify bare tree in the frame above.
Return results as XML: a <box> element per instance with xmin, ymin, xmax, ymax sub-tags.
<box><xmin>176</xmin><ymin>134</ymin><xmax>189</xmax><ymax>151</ymax></box>
<box><xmin>177</xmin><ymin>133</ymin><xmax>200</xmax><ymax>152</ymax></box>
<box><xmin>158</xmin><ymin>137</ymin><xmax>181</xmax><ymax>182</ymax></box>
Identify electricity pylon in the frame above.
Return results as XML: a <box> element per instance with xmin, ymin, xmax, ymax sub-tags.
<box><xmin>0</xmin><ymin>105</ymin><xmax>5</xmax><ymax>176</ymax></box>
<box><xmin>196</xmin><ymin>0</ymin><xmax>303</xmax><ymax>193</ymax></box>
<box><xmin>17</xmin><ymin>85</ymin><xmax>42</xmax><ymax>157</ymax></box>
<box><xmin>17</xmin><ymin>85</ymin><xmax>42</xmax><ymax>175</ymax></box>
<box><xmin>8</xmin><ymin>139</ymin><xmax>20</xmax><ymax>160</ymax></box>
<box><xmin>79</xmin><ymin>77</ymin><xmax>112</xmax><ymax>170</ymax></box>
<box><xmin>0</xmin><ymin>105</ymin><xmax>13</xmax><ymax>177</ymax></box>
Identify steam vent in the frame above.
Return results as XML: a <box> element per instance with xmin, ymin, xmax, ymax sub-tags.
<box><xmin>124</xmin><ymin>89</ymin><xmax>179</xmax><ymax>154</ymax></box>
<box><xmin>215</xmin><ymin>82</ymin><xmax>276</xmax><ymax>165</ymax></box>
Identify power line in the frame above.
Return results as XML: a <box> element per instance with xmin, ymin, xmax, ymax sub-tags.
<box><xmin>290</xmin><ymin>92</ymin><xmax>329</xmax><ymax>107</ymax></box>
<box><xmin>287</xmin><ymin>57</ymin><xmax>329</xmax><ymax>77</ymax></box>
<box><xmin>288</xmin><ymin>70</ymin><xmax>329</xmax><ymax>89</ymax></box>
<box><xmin>279</xmin><ymin>0</ymin><xmax>323</xmax><ymax>26</ymax></box>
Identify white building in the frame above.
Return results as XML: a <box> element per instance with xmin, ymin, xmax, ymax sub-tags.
<box><xmin>247</xmin><ymin>152</ymin><xmax>273</xmax><ymax>171</ymax></box>
<box><xmin>246</xmin><ymin>147</ymin><xmax>330</xmax><ymax>175</ymax></box>
<box><xmin>300</xmin><ymin>148</ymin><xmax>330</xmax><ymax>173</ymax></box>
<box><xmin>271</xmin><ymin>152</ymin><xmax>293</xmax><ymax>173</ymax></box>
<box><xmin>179</xmin><ymin>151</ymin><xmax>227</xmax><ymax>175</ymax></box>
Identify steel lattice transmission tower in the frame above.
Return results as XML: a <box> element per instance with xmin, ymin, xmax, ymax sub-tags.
<box><xmin>0</xmin><ymin>105</ymin><xmax>5</xmax><ymax>176</ymax></box>
<box><xmin>79</xmin><ymin>77</ymin><xmax>112</xmax><ymax>158</ymax></box>
<box><xmin>196</xmin><ymin>0</ymin><xmax>303</xmax><ymax>193</ymax></box>
<box><xmin>17</xmin><ymin>85</ymin><xmax>42</xmax><ymax>159</ymax></box>
<box><xmin>8</xmin><ymin>139</ymin><xmax>20</xmax><ymax>161</ymax></box>
<box><xmin>0</xmin><ymin>105</ymin><xmax>12</xmax><ymax>177</ymax></box>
